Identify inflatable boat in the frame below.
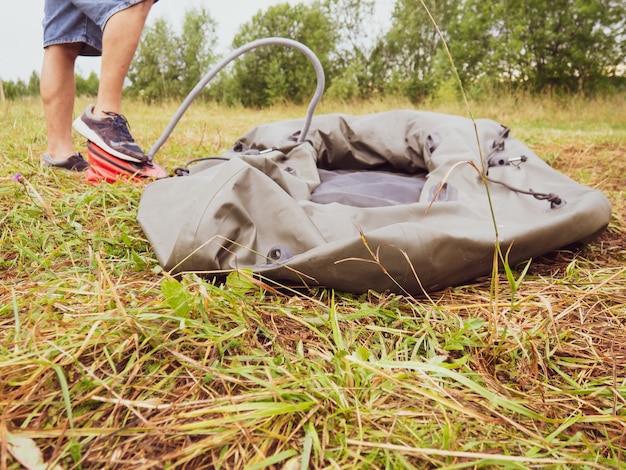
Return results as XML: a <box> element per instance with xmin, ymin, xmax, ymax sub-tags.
<box><xmin>132</xmin><ymin>38</ymin><xmax>611</xmax><ymax>295</ymax></box>
<box><xmin>137</xmin><ymin>109</ymin><xmax>612</xmax><ymax>295</ymax></box>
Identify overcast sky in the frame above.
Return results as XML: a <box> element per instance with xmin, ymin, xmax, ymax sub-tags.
<box><xmin>0</xmin><ymin>0</ymin><xmax>393</xmax><ymax>82</ymax></box>
<box><xmin>0</xmin><ymin>0</ymin><xmax>305</xmax><ymax>81</ymax></box>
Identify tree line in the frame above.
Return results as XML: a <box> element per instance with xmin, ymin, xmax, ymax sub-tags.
<box><xmin>3</xmin><ymin>0</ymin><xmax>625</xmax><ymax>104</ymax></box>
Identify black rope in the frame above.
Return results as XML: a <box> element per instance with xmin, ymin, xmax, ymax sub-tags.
<box><xmin>485</xmin><ymin>176</ymin><xmax>564</xmax><ymax>209</ymax></box>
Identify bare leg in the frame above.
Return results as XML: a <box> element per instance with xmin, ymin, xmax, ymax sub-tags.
<box><xmin>41</xmin><ymin>43</ymin><xmax>82</xmax><ymax>161</ymax></box>
<box><xmin>93</xmin><ymin>0</ymin><xmax>154</xmax><ymax>117</ymax></box>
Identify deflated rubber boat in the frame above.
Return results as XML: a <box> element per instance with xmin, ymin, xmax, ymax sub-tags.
<box><xmin>136</xmin><ymin>38</ymin><xmax>611</xmax><ymax>295</ymax></box>
<box><xmin>137</xmin><ymin>109</ymin><xmax>612</xmax><ymax>295</ymax></box>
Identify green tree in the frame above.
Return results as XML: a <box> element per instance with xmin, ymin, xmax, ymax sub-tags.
<box><xmin>385</xmin><ymin>0</ymin><xmax>461</xmax><ymax>103</ymax></box>
<box><xmin>215</xmin><ymin>2</ymin><xmax>335</xmax><ymax>107</ymax></box>
<box><xmin>27</xmin><ymin>71</ymin><xmax>40</xmax><ymax>96</ymax></box>
<box><xmin>127</xmin><ymin>18</ymin><xmax>180</xmax><ymax>101</ymax></box>
<box><xmin>1</xmin><ymin>69</ymin><xmax>96</xmax><ymax>100</ymax></box>
<box><xmin>322</xmin><ymin>0</ymin><xmax>384</xmax><ymax>99</ymax></box>
<box><xmin>1</xmin><ymin>72</ymin><xmax>42</xmax><ymax>99</ymax></box>
<box><xmin>127</xmin><ymin>8</ymin><xmax>217</xmax><ymax>101</ymax></box>
<box><xmin>2</xmin><ymin>78</ymin><xmax>29</xmax><ymax>99</ymax></box>
<box><xmin>178</xmin><ymin>9</ymin><xmax>218</xmax><ymax>94</ymax></box>
<box><xmin>509</xmin><ymin>0</ymin><xmax>625</xmax><ymax>93</ymax></box>
<box><xmin>449</xmin><ymin>0</ymin><xmax>626</xmax><ymax>94</ymax></box>
<box><xmin>76</xmin><ymin>71</ymin><xmax>99</xmax><ymax>96</ymax></box>
<box><xmin>446</xmin><ymin>1</ymin><xmax>505</xmax><ymax>90</ymax></box>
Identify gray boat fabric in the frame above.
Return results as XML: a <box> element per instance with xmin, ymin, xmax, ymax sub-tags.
<box><xmin>137</xmin><ymin>110</ymin><xmax>612</xmax><ymax>295</ymax></box>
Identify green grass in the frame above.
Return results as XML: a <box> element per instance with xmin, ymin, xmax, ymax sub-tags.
<box><xmin>1</xmin><ymin>94</ymin><xmax>625</xmax><ymax>469</ymax></box>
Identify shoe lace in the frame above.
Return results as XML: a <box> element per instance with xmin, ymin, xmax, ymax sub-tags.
<box><xmin>103</xmin><ymin>111</ymin><xmax>135</xmax><ymax>142</ymax></box>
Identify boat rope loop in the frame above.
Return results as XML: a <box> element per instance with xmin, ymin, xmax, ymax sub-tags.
<box><xmin>486</xmin><ymin>176</ymin><xmax>565</xmax><ymax>209</ymax></box>
<box><xmin>484</xmin><ymin>125</ymin><xmax>564</xmax><ymax>209</ymax></box>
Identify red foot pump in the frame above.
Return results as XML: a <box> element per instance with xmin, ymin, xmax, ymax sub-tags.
<box><xmin>85</xmin><ymin>141</ymin><xmax>168</xmax><ymax>183</ymax></box>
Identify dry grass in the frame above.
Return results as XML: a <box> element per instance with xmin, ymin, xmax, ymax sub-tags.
<box><xmin>1</xmin><ymin>93</ymin><xmax>625</xmax><ymax>469</ymax></box>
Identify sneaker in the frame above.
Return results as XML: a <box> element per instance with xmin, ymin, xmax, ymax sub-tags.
<box><xmin>41</xmin><ymin>152</ymin><xmax>90</xmax><ymax>172</ymax></box>
<box><xmin>72</xmin><ymin>105</ymin><xmax>148</xmax><ymax>163</ymax></box>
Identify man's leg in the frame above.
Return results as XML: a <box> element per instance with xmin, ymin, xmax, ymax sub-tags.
<box><xmin>71</xmin><ymin>0</ymin><xmax>154</xmax><ymax>162</ymax></box>
<box><xmin>94</xmin><ymin>0</ymin><xmax>154</xmax><ymax>117</ymax></box>
<box><xmin>40</xmin><ymin>43</ymin><xmax>82</xmax><ymax>161</ymax></box>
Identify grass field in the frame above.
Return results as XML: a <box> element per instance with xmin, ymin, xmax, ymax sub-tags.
<box><xmin>1</xmin><ymin>93</ymin><xmax>625</xmax><ymax>469</ymax></box>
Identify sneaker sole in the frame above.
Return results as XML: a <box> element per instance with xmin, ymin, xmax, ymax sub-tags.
<box><xmin>72</xmin><ymin>116</ymin><xmax>146</xmax><ymax>163</ymax></box>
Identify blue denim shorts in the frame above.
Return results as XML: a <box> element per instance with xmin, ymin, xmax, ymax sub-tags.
<box><xmin>43</xmin><ymin>0</ymin><xmax>156</xmax><ymax>56</ymax></box>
